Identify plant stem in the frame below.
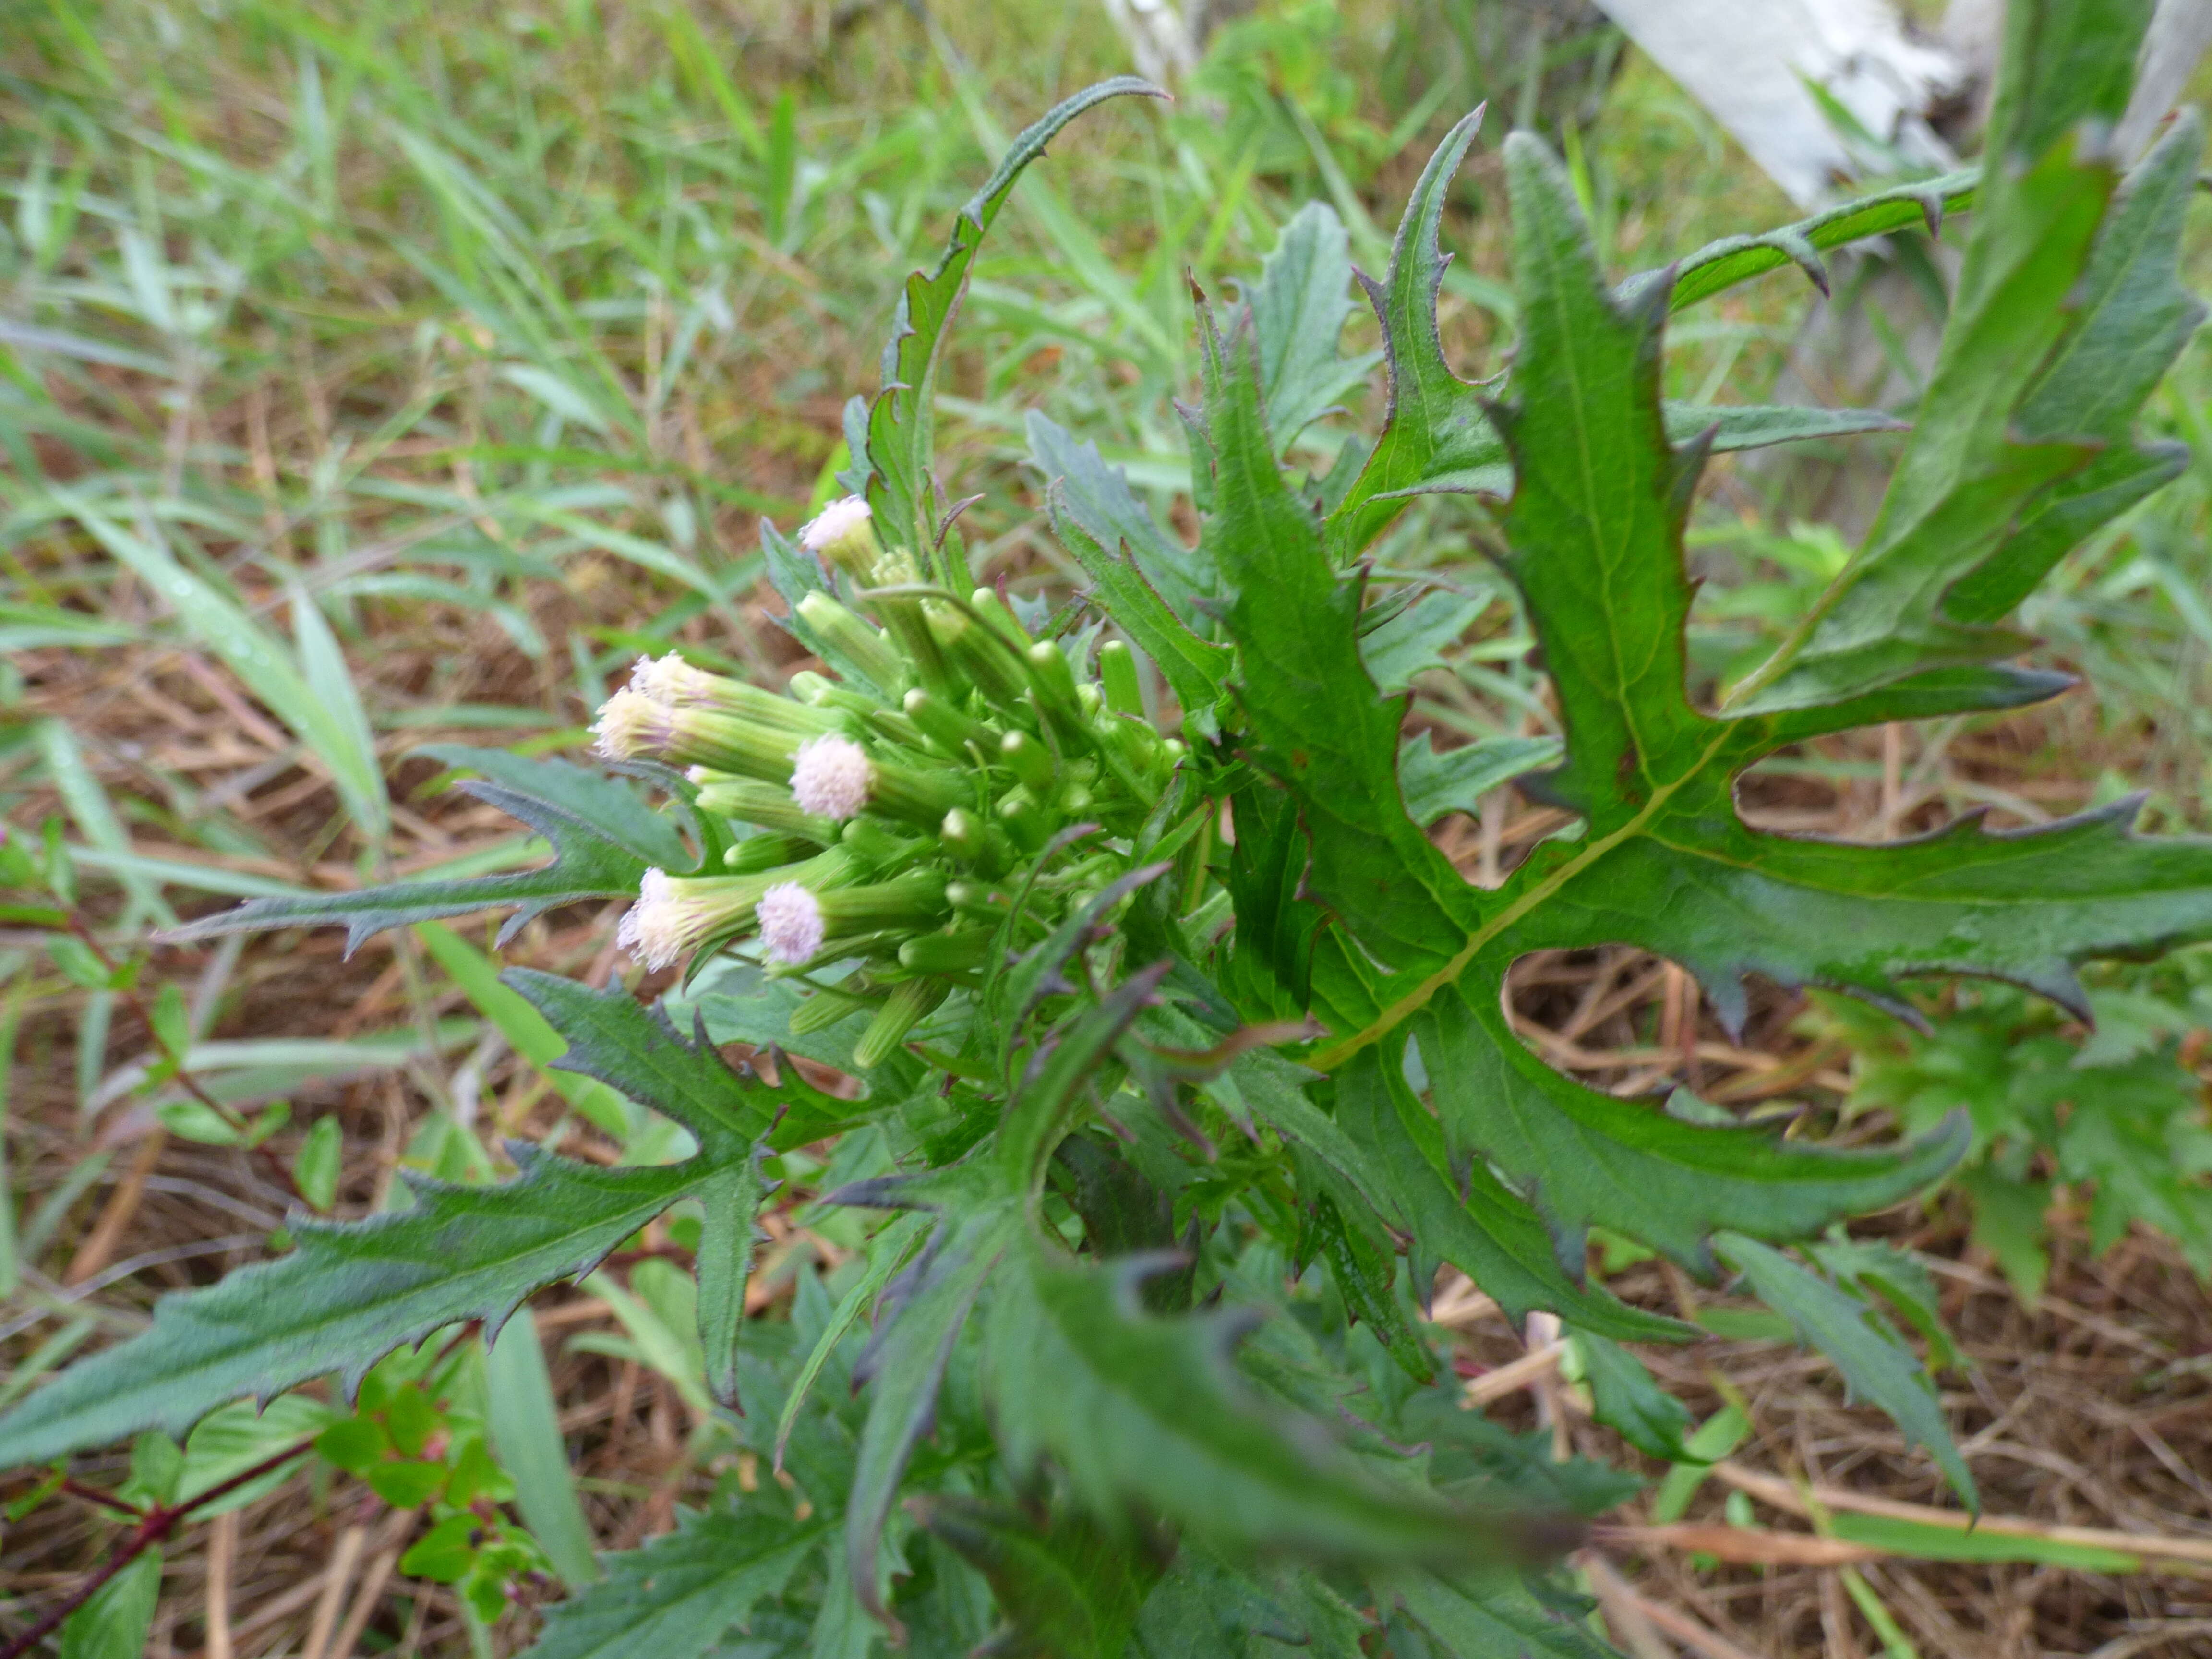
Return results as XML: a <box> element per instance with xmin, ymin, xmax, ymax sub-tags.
<box><xmin>0</xmin><ymin>1438</ymin><xmax>319</xmax><ymax>1659</ymax></box>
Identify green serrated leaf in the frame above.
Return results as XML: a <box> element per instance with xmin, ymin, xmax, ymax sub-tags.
<box><xmin>1029</xmin><ymin>411</ymin><xmax>1215</xmax><ymax>624</ymax></box>
<box><xmin>164</xmin><ymin>779</ymin><xmax>653</xmax><ymax>955</ymax></box>
<box><xmin>866</xmin><ymin>77</ymin><xmax>1164</xmax><ymax>583</ymax></box>
<box><xmin>1243</xmin><ymin>201</ymin><xmax>1378</xmax><ymax>454</ymax></box>
<box><xmin>1335</xmin><ymin>1047</ymin><xmax>1693</xmax><ymax>1344</ymax></box>
<box><xmin>918</xmin><ymin>1494</ymin><xmax>1165</xmax><ymax>1659</ymax></box>
<box><xmin>1358</xmin><ymin>589</ymin><xmax>1485</xmax><ymax>694</ymax></box>
<box><xmin>1323</xmin><ymin>108</ymin><xmax>1491</xmax><ymax>564</ymax></box>
<box><xmin>0</xmin><ymin>974</ymin><xmax>775</xmax><ymax>1465</ymax></box>
<box><xmin>1201</xmin><ymin>298</ymin><xmax>1473</xmax><ymax>976</ymax></box>
<box><xmin>774</xmin><ymin>1210</ymin><xmax>929</xmax><ymax>1472</ymax></box>
<box><xmin>1569</xmin><ymin>1330</ymin><xmax>1691</xmax><ymax>1462</ymax></box>
<box><xmin>1731</xmin><ymin>1</ymin><xmax>2164</xmax><ymax>714</ymax></box>
<box><xmin>0</xmin><ymin>1147</ymin><xmax>701</xmax><ymax>1466</ymax></box>
<box><xmin>1411</xmin><ymin>988</ymin><xmax>1963</xmax><ymax>1274</ymax></box>
<box><xmin>691</xmin><ymin>1157</ymin><xmax>765</xmax><ymax>1412</ymax></box>
<box><xmin>1381</xmin><ymin>1567</ymin><xmax>1621</xmax><ymax>1659</ymax></box>
<box><xmin>1716</xmin><ymin>1232</ymin><xmax>1976</xmax><ymax>1509</ymax></box>
<box><xmin>1949</xmin><ymin>110</ymin><xmax>2205</xmax><ymax>621</ymax></box>
<box><xmin>415</xmin><ymin>745</ymin><xmax>687</xmax><ymax>867</ymax></box>
<box><xmin>418</xmin><ymin>927</ymin><xmax>632</xmax><ymax>1134</ymax></box>
<box><xmin>842</xmin><ymin>1194</ymin><xmax>1014</xmax><ymax>1631</ymax></box>
<box><xmin>1132</xmin><ymin>1551</ymin><xmax>1369</xmax><ymax>1659</ymax></box>
<box><xmin>1307</xmin><ymin>1189</ymin><xmax>1434</xmax><ymax>1383</ymax></box>
<box><xmin>1396</xmin><ymin>734</ymin><xmax>1561</xmax><ymax>827</ymax></box>
<box><xmin>1044</xmin><ymin>475</ymin><xmax>1232</xmax><ymax>733</ymax></box>
<box><xmin>506</xmin><ymin>969</ymin><xmax>774</xmax><ymax>1150</ymax></box>
<box><xmin>1638</xmin><ymin>170</ymin><xmax>1977</xmax><ymax>313</ymax></box>
<box><xmin>529</xmin><ymin>1504</ymin><xmax>826</xmax><ymax>1659</ymax></box>
<box><xmin>1255</xmin><ymin>123</ymin><xmax>2212</xmax><ymax>1284</ymax></box>
<box><xmin>984</xmin><ymin>1242</ymin><xmax>1514</xmax><ymax>1562</ymax></box>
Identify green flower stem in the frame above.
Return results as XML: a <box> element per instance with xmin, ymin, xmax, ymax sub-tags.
<box><xmin>688</xmin><ymin>674</ymin><xmax>842</xmax><ymax>739</ymax></box>
<box><xmin>875</xmin><ymin>594</ymin><xmax>964</xmax><ymax>702</ymax></box>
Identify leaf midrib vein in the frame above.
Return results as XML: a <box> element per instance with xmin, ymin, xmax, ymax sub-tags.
<box><xmin>1310</xmin><ymin>727</ymin><xmax>1733</xmax><ymax>1071</ymax></box>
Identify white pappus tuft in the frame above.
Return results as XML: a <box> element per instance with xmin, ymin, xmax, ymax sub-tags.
<box><xmin>627</xmin><ymin>651</ymin><xmax>721</xmax><ymax>707</ymax></box>
<box><xmin>798</xmin><ymin>495</ymin><xmax>872</xmax><ymax>555</ymax></box>
<box><xmin>617</xmin><ymin>868</ymin><xmax>687</xmax><ymax>972</ymax></box>
<box><xmin>790</xmin><ymin>733</ymin><xmax>872</xmax><ymax>820</ymax></box>
<box><xmin>592</xmin><ymin>688</ymin><xmax>674</xmax><ymax>762</ymax></box>
<box><xmin>757</xmin><ymin>882</ymin><xmax>826</xmax><ymax>965</ymax></box>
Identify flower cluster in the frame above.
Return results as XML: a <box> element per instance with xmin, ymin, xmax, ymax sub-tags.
<box><xmin>595</xmin><ymin>498</ymin><xmax>1186</xmax><ymax>1067</ymax></box>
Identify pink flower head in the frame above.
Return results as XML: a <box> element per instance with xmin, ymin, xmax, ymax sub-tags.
<box><xmin>790</xmin><ymin>733</ymin><xmax>872</xmax><ymax>820</ymax></box>
<box><xmin>757</xmin><ymin>882</ymin><xmax>826</xmax><ymax>965</ymax></box>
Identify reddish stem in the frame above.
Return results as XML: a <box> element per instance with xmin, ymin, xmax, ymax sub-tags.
<box><xmin>0</xmin><ymin>1439</ymin><xmax>317</xmax><ymax>1659</ymax></box>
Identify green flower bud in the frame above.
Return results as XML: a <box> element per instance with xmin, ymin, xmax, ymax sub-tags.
<box><xmin>789</xmin><ymin>985</ymin><xmax>873</xmax><ymax>1034</ymax></box>
<box><xmin>968</xmin><ymin>586</ymin><xmax>1032</xmax><ymax>650</ymax></box>
<box><xmin>1024</xmin><ymin>640</ymin><xmax>1091</xmax><ymax>751</ymax></box>
<box><xmin>897</xmin><ymin>929</ymin><xmax>997</xmax><ymax>974</ymax></box>
<box><xmin>595</xmin><ymin>691</ymin><xmax>799</xmax><ymax>782</ymax></box>
<box><xmin>797</xmin><ymin>591</ymin><xmax>909</xmax><ymax>691</ymax></box>
<box><xmin>1098</xmin><ymin>639</ymin><xmax>1143</xmax><ymax>717</ymax></box>
<box><xmin>691</xmin><ymin>775</ymin><xmax>838</xmax><ymax>842</ymax></box>
<box><xmin>932</xmin><ymin>604</ymin><xmax>1031</xmax><ymax>712</ymax></box>
<box><xmin>854</xmin><ymin>978</ymin><xmax>950</xmax><ymax>1069</ymax></box>
<box><xmin>946</xmin><ymin>879</ymin><xmax>1011</xmax><ymax>920</ymax></box>
<box><xmin>904</xmin><ymin>687</ymin><xmax>995</xmax><ymax>759</ymax></box>
<box><xmin>841</xmin><ymin>816</ymin><xmax>923</xmax><ymax>875</ymax></box>
<box><xmin>940</xmin><ymin>808</ymin><xmax>1012</xmax><ymax>875</ymax></box>
<box><xmin>998</xmin><ymin>728</ymin><xmax>1057</xmax><ymax>793</ymax></box>
<box><xmin>627</xmin><ymin>654</ymin><xmax>838</xmax><ymax>739</ymax></box>
<box><xmin>996</xmin><ymin>785</ymin><xmax>1050</xmax><ymax>851</ymax></box>
<box><xmin>1025</xmin><ymin>638</ymin><xmax>1081</xmax><ymax>708</ymax></box>
<box><xmin>726</xmin><ymin>831</ymin><xmax>826</xmax><ymax>873</ymax></box>
<box><xmin>798</xmin><ymin>496</ymin><xmax>882</xmax><ymax>578</ymax></box>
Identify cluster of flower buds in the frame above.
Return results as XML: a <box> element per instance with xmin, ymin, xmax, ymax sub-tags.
<box><xmin>595</xmin><ymin>497</ymin><xmax>1187</xmax><ymax>1067</ymax></box>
